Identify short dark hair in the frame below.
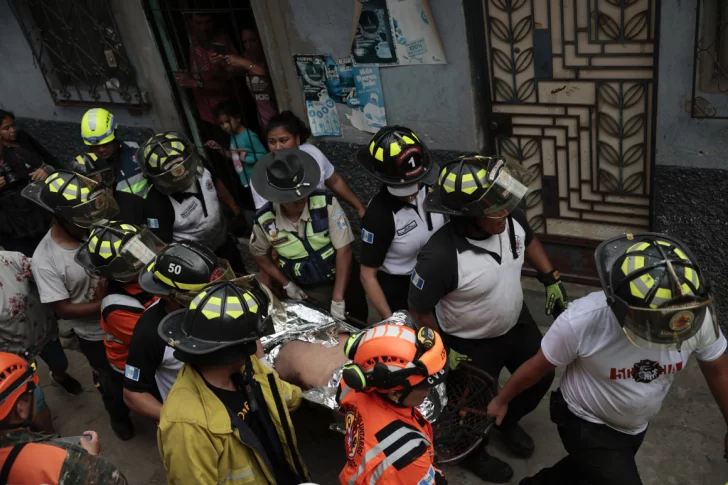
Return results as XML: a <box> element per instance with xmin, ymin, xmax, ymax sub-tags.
<box><xmin>263</xmin><ymin>111</ymin><xmax>311</xmax><ymax>144</ymax></box>
<box><xmin>212</xmin><ymin>101</ymin><xmax>242</xmax><ymax>122</ymax></box>
<box><xmin>0</xmin><ymin>110</ymin><xmax>16</xmax><ymax>123</ymax></box>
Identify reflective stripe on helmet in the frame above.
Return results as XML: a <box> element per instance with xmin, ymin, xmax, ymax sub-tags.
<box><xmin>201</xmin><ymin>296</ymin><xmax>222</xmax><ymax>319</ymax></box>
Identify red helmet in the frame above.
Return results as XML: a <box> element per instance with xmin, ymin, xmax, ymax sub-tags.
<box><xmin>0</xmin><ymin>353</ymin><xmax>39</xmax><ymax>422</ymax></box>
<box><xmin>342</xmin><ymin>324</ymin><xmax>448</xmax><ymax>393</ymax></box>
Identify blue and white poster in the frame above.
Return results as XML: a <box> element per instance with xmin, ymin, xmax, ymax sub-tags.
<box><xmin>325</xmin><ymin>57</ymin><xmax>358</xmax><ymax>106</ymax></box>
<box><xmin>347</xmin><ymin>65</ymin><xmax>386</xmax><ymax>133</ymax></box>
<box><xmin>293</xmin><ymin>54</ymin><xmax>342</xmax><ymax>137</ymax></box>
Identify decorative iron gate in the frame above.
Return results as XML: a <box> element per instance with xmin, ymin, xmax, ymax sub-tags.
<box><xmin>484</xmin><ymin>0</ymin><xmax>659</xmax><ymax>283</ymax></box>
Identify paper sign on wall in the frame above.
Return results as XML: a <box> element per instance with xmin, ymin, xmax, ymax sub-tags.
<box><xmin>347</xmin><ymin>65</ymin><xmax>386</xmax><ymax>133</ymax></box>
<box><xmin>351</xmin><ymin>0</ymin><xmax>446</xmax><ymax>66</ymax></box>
<box><xmin>325</xmin><ymin>57</ymin><xmax>358</xmax><ymax>106</ymax></box>
<box><xmin>293</xmin><ymin>55</ymin><xmax>342</xmax><ymax>137</ymax></box>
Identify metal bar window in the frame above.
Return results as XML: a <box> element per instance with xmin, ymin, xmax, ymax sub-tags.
<box><xmin>9</xmin><ymin>0</ymin><xmax>149</xmax><ymax>109</ymax></box>
<box><xmin>691</xmin><ymin>0</ymin><xmax>728</xmax><ymax>118</ymax></box>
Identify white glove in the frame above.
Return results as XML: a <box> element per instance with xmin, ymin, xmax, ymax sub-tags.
<box><xmin>331</xmin><ymin>300</ymin><xmax>346</xmax><ymax>320</ymax></box>
<box><xmin>284</xmin><ymin>281</ymin><xmax>308</xmax><ymax>300</ymax></box>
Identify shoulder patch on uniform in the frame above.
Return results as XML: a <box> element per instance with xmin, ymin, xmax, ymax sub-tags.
<box><xmin>337</xmin><ymin>219</ymin><xmax>349</xmax><ymax>231</ymax></box>
<box><xmin>361</xmin><ymin>228</ymin><xmax>374</xmax><ymax>244</ymax></box>
<box><xmin>418</xmin><ymin>465</ymin><xmax>437</xmax><ymax>485</ymax></box>
<box><xmin>332</xmin><ymin>207</ymin><xmax>345</xmax><ymax>220</ymax></box>
<box><xmin>146</xmin><ymin>218</ymin><xmax>159</xmax><ymax>229</ymax></box>
<box><xmin>125</xmin><ymin>365</ymin><xmax>140</xmax><ymax>382</ymax></box>
<box><xmin>411</xmin><ymin>270</ymin><xmax>425</xmax><ymax>290</ymax></box>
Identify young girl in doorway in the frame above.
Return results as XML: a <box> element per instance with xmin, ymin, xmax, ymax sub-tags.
<box><xmin>205</xmin><ymin>101</ymin><xmax>268</xmax><ymax>191</ymax></box>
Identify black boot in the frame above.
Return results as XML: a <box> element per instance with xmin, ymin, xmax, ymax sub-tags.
<box><xmin>461</xmin><ymin>449</ymin><xmax>514</xmax><ymax>483</ymax></box>
<box><xmin>110</xmin><ymin>415</ymin><xmax>135</xmax><ymax>441</ymax></box>
<box><xmin>496</xmin><ymin>422</ymin><xmax>535</xmax><ymax>458</ymax></box>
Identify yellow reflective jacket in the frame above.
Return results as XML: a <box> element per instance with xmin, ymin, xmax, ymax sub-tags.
<box><xmin>157</xmin><ymin>356</ymin><xmax>310</xmax><ymax>484</ymax></box>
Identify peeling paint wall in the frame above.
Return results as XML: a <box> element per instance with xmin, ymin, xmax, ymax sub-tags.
<box><xmin>252</xmin><ymin>0</ymin><xmax>480</xmax><ymax>151</ymax></box>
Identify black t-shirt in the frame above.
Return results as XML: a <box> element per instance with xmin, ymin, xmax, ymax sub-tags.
<box><xmin>205</xmin><ymin>373</ymin><xmax>299</xmax><ymax>485</ymax></box>
<box><xmin>123</xmin><ymin>300</ymin><xmax>168</xmax><ymax>401</ymax></box>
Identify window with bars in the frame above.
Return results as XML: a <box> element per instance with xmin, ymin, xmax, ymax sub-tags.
<box><xmin>9</xmin><ymin>0</ymin><xmax>149</xmax><ymax>109</ymax></box>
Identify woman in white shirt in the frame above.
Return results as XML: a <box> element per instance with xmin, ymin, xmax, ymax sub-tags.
<box><xmin>252</xmin><ymin>111</ymin><xmax>365</xmax><ymax>217</ymax></box>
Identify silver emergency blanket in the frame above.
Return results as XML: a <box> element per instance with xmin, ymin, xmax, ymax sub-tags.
<box><xmin>256</xmin><ymin>293</ymin><xmax>447</xmax><ymax>423</ymax></box>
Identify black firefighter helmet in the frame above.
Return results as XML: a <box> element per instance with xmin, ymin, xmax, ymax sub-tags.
<box><xmin>356</xmin><ymin>126</ymin><xmax>437</xmax><ymax>186</ymax></box>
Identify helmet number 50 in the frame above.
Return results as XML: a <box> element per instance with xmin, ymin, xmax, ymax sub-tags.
<box><xmin>168</xmin><ymin>263</ymin><xmax>182</xmax><ymax>275</ymax></box>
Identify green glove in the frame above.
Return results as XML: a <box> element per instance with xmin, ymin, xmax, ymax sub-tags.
<box><xmin>538</xmin><ymin>269</ymin><xmax>569</xmax><ymax>316</ymax></box>
<box><xmin>448</xmin><ymin>349</ymin><xmax>471</xmax><ymax>371</ymax></box>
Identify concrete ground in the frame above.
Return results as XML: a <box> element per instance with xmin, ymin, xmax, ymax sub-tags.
<box><xmin>37</xmin><ymin>279</ymin><xmax>728</xmax><ymax>484</ymax></box>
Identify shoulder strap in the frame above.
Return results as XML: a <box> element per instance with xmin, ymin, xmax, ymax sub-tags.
<box><xmin>0</xmin><ymin>442</ymin><xmax>28</xmax><ymax>485</ymax></box>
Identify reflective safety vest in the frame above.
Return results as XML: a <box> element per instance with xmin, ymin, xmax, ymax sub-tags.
<box><xmin>255</xmin><ymin>190</ymin><xmax>337</xmax><ymax>286</ymax></box>
<box><xmin>100</xmin><ymin>282</ymin><xmax>158</xmax><ymax>373</ymax></box>
<box><xmin>114</xmin><ymin>141</ymin><xmax>148</xmax><ymax>195</ymax></box>
<box><xmin>337</xmin><ymin>384</ymin><xmax>447</xmax><ymax>485</ymax></box>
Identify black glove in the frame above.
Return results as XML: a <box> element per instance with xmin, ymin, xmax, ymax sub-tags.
<box><xmin>537</xmin><ymin>269</ymin><xmax>568</xmax><ymax>316</ymax></box>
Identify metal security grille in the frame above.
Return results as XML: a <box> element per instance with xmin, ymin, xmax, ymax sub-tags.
<box><xmin>691</xmin><ymin>0</ymin><xmax>728</xmax><ymax>118</ymax></box>
<box><xmin>9</xmin><ymin>0</ymin><xmax>148</xmax><ymax>108</ymax></box>
<box><xmin>483</xmin><ymin>0</ymin><xmax>659</xmax><ymax>282</ymax></box>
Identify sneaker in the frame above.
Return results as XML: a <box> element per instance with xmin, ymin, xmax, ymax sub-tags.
<box><xmin>110</xmin><ymin>416</ymin><xmax>135</xmax><ymax>441</ymax></box>
<box><xmin>49</xmin><ymin>371</ymin><xmax>83</xmax><ymax>395</ymax></box>
<box><xmin>461</xmin><ymin>449</ymin><xmax>514</xmax><ymax>483</ymax></box>
<box><xmin>496</xmin><ymin>423</ymin><xmax>535</xmax><ymax>458</ymax></box>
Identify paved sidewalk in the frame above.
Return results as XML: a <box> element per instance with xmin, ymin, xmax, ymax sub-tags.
<box><xmin>37</xmin><ymin>282</ymin><xmax>728</xmax><ymax>484</ymax></box>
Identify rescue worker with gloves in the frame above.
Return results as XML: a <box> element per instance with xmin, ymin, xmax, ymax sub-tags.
<box><xmin>337</xmin><ymin>321</ymin><xmax>449</xmax><ymax>485</ymax></box>
<box><xmin>156</xmin><ymin>280</ymin><xmax>310</xmax><ymax>485</ymax></box>
<box><xmin>126</xmin><ymin>241</ymin><xmax>235</xmax><ymax>421</ymax></box>
<box><xmin>488</xmin><ymin>232</ymin><xmax>728</xmax><ymax>484</ymax></box>
<box><xmin>0</xmin><ymin>352</ymin><xmax>128</xmax><ymax>484</ymax></box>
<box><xmin>409</xmin><ymin>155</ymin><xmax>566</xmax><ymax>483</ymax></box>
<box><xmin>356</xmin><ymin>126</ymin><xmax>445</xmax><ymax>318</ymax></box>
<box><xmin>80</xmin><ymin>108</ymin><xmax>146</xmax><ymax>196</ymax></box>
<box><xmin>249</xmin><ymin>148</ymin><xmax>367</xmax><ymax>321</ymax></box>
<box><xmin>133</xmin><ymin>131</ymin><xmax>246</xmax><ymax>272</ymax></box>
<box><xmin>74</xmin><ymin>221</ymin><xmax>166</xmax><ymax>440</ymax></box>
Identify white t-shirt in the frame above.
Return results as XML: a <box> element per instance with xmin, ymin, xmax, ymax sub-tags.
<box><xmin>542</xmin><ymin>291</ymin><xmax>726</xmax><ymax>435</ymax></box>
<box><xmin>251</xmin><ymin>143</ymin><xmax>335</xmax><ymax>209</ymax></box>
<box><xmin>31</xmin><ymin>230</ymin><xmax>106</xmax><ymax>341</ymax></box>
<box><xmin>157</xmin><ymin>346</ymin><xmax>183</xmax><ymax>401</ymax></box>
<box><xmin>170</xmin><ymin>168</ymin><xmax>225</xmax><ymax>250</ymax></box>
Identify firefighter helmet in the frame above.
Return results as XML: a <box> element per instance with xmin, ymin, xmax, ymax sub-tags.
<box><xmin>356</xmin><ymin>126</ymin><xmax>436</xmax><ymax>186</ymax></box>
<box><xmin>0</xmin><ymin>353</ymin><xmax>39</xmax><ymax>422</ymax></box>
<box><xmin>81</xmin><ymin>108</ymin><xmax>117</xmax><ymax>146</ymax></box>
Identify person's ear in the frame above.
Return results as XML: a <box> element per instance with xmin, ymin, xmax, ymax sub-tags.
<box><xmin>294</xmin><ymin>135</ymin><xmax>301</xmax><ymax>146</ymax></box>
<box><xmin>387</xmin><ymin>390</ymin><xmax>401</xmax><ymax>403</ymax></box>
<box><xmin>14</xmin><ymin>396</ymin><xmax>30</xmax><ymax>422</ymax></box>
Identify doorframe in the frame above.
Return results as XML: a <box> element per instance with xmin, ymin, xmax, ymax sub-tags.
<box><xmin>461</xmin><ymin>0</ymin><xmax>662</xmax><ymax>286</ymax></box>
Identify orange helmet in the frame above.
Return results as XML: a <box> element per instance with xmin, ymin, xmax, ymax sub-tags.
<box><xmin>0</xmin><ymin>353</ymin><xmax>38</xmax><ymax>422</ymax></box>
<box><xmin>342</xmin><ymin>324</ymin><xmax>448</xmax><ymax>393</ymax></box>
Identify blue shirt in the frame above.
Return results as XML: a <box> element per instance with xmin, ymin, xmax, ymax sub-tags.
<box><xmin>230</xmin><ymin>130</ymin><xmax>267</xmax><ymax>185</ymax></box>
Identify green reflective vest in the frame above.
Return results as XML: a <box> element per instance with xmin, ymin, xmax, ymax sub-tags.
<box><xmin>255</xmin><ymin>190</ymin><xmax>336</xmax><ymax>286</ymax></box>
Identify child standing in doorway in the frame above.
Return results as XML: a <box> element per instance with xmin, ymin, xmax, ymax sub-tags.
<box><xmin>205</xmin><ymin>101</ymin><xmax>268</xmax><ymax>206</ymax></box>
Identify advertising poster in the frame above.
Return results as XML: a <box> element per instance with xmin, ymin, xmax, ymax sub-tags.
<box><xmin>293</xmin><ymin>55</ymin><xmax>342</xmax><ymax>137</ymax></box>
<box><xmin>324</xmin><ymin>57</ymin><xmax>358</xmax><ymax>106</ymax></box>
<box><xmin>346</xmin><ymin>65</ymin><xmax>386</xmax><ymax>133</ymax></box>
<box><xmin>351</xmin><ymin>0</ymin><xmax>398</xmax><ymax>65</ymax></box>
<box><xmin>350</xmin><ymin>0</ymin><xmax>446</xmax><ymax>66</ymax></box>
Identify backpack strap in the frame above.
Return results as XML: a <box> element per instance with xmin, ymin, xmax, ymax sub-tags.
<box><xmin>0</xmin><ymin>442</ymin><xmax>28</xmax><ymax>485</ymax></box>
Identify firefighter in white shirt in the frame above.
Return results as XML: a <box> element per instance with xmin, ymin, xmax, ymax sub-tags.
<box><xmin>488</xmin><ymin>232</ymin><xmax>728</xmax><ymax>485</ymax></box>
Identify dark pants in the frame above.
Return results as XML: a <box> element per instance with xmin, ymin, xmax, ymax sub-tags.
<box><xmin>216</xmin><ymin>234</ymin><xmax>248</xmax><ymax>274</ymax></box>
<box><xmin>37</xmin><ymin>337</ymin><xmax>69</xmax><ymax>374</ymax></box>
<box><xmin>523</xmin><ymin>390</ymin><xmax>646</xmax><ymax>485</ymax></box>
<box><xmin>377</xmin><ymin>271</ymin><xmax>410</xmax><ymax>313</ymax></box>
<box><xmin>441</xmin><ymin>304</ymin><xmax>554</xmax><ymax>430</ymax></box>
<box><xmin>78</xmin><ymin>338</ymin><xmax>129</xmax><ymax>422</ymax></box>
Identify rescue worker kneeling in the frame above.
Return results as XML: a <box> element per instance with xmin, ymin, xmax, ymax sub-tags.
<box><xmin>338</xmin><ymin>324</ymin><xmax>448</xmax><ymax>485</ymax></box>
<box><xmin>0</xmin><ymin>352</ymin><xmax>128</xmax><ymax>484</ymax></box>
<box><xmin>156</xmin><ymin>280</ymin><xmax>310</xmax><ymax>485</ymax></box>
<box><xmin>249</xmin><ymin>148</ymin><xmax>367</xmax><ymax>321</ymax></box>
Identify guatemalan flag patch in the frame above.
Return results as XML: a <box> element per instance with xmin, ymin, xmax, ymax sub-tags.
<box><xmin>411</xmin><ymin>270</ymin><xmax>425</xmax><ymax>290</ymax></box>
<box><xmin>125</xmin><ymin>365</ymin><xmax>140</xmax><ymax>382</ymax></box>
<box><xmin>361</xmin><ymin>228</ymin><xmax>374</xmax><ymax>244</ymax></box>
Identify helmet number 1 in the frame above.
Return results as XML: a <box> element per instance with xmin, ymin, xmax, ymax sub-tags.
<box><xmin>168</xmin><ymin>263</ymin><xmax>182</xmax><ymax>275</ymax></box>
<box><xmin>407</xmin><ymin>157</ymin><xmax>416</xmax><ymax>168</ymax></box>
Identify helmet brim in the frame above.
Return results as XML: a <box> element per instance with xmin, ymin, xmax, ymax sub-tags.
<box><xmin>250</xmin><ymin>149</ymin><xmax>321</xmax><ymax>203</ymax></box>
<box><xmin>138</xmin><ymin>265</ymin><xmax>176</xmax><ymax>296</ymax></box>
<box><xmin>423</xmin><ymin>184</ymin><xmax>465</xmax><ymax>216</ymax></box>
<box><xmin>356</xmin><ymin>146</ymin><xmax>439</xmax><ymax>187</ymax></box>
